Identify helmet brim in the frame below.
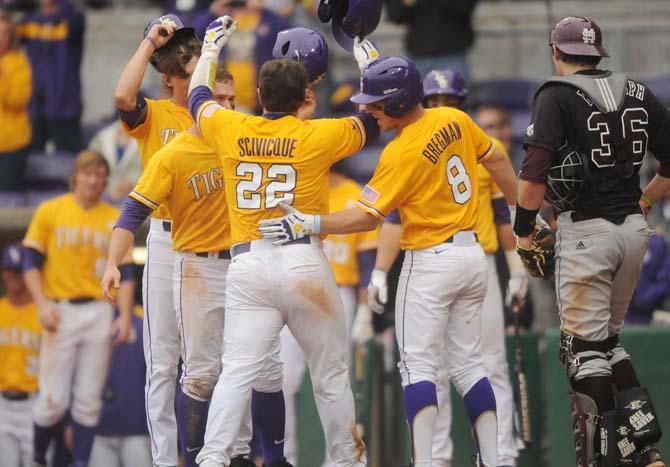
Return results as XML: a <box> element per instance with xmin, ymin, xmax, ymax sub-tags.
<box><xmin>332</xmin><ymin>21</ymin><xmax>355</xmax><ymax>52</ymax></box>
<box><xmin>350</xmin><ymin>91</ymin><xmax>391</xmax><ymax>105</ymax></box>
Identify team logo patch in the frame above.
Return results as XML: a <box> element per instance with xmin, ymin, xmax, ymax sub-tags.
<box><xmin>625</xmin><ymin>400</ymin><xmax>646</xmax><ymax>411</ymax></box>
<box><xmin>526</xmin><ymin>124</ymin><xmax>534</xmax><ymax>137</ymax></box>
<box><xmin>159</xmin><ymin>16</ymin><xmax>178</xmax><ymax>29</ymax></box>
<box><xmin>435</xmin><ymin>72</ymin><xmax>449</xmax><ymax>90</ymax></box>
<box><xmin>617</xmin><ymin>425</ymin><xmax>630</xmax><ymax>437</ymax></box>
<box><xmin>361</xmin><ymin>185</ymin><xmax>380</xmax><ymax>204</ymax></box>
<box><xmin>576</xmin><ymin>241</ymin><xmax>586</xmax><ymax>250</ymax></box>
<box><xmin>629</xmin><ymin>409</ymin><xmax>654</xmax><ymax>431</ymax></box>
<box><xmin>383</xmin><ymin>88</ymin><xmax>399</xmax><ymax>95</ymax></box>
<box><xmin>617</xmin><ymin>437</ymin><xmax>636</xmax><ymax>458</ymax></box>
<box><xmin>8</xmin><ymin>246</ymin><xmax>20</xmax><ymax>263</ymax></box>
<box><xmin>582</xmin><ymin>28</ymin><xmax>596</xmax><ymax>44</ymax></box>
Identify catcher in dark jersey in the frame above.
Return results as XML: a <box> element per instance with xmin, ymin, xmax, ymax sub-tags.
<box><xmin>514</xmin><ymin>16</ymin><xmax>670</xmax><ymax>467</ymax></box>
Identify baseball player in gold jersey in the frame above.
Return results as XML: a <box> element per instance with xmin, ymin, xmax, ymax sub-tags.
<box><xmin>188</xmin><ymin>15</ymin><xmax>379</xmax><ymax>467</ymax></box>
<box><xmin>22</xmin><ymin>151</ymin><xmax>135</xmax><ymax>467</ymax></box>
<box><xmin>260</xmin><ymin>57</ymin><xmax>518</xmax><ymax>467</ymax></box>
<box><xmin>103</xmin><ymin>70</ymin><xmax>266</xmax><ymax>467</ymax></box>
<box><xmin>114</xmin><ymin>14</ymin><xmax>200</xmax><ymax>466</ymax></box>
<box><xmin>0</xmin><ymin>244</ymin><xmax>40</xmax><ymax>467</ymax></box>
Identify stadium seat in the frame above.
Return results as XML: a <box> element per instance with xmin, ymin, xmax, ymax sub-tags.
<box><xmin>641</xmin><ymin>75</ymin><xmax>670</xmax><ymax>106</ymax></box>
<box><xmin>469</xmin><ymin>79</ymin><xmax>539</xmax><ymax>110</ymax></box>
<box><xmin>24</xmin><ymin>152</ymin><xmax>76</xmax><ymax>189</ymax></box>
<box><xmin>0</xmin><ymin>192</ymin><xmax>26</xmax><ymax>208</ymax></box>
<box><xmin>25</xmin><ymin>189</ymin><xmax>68</xmax><ymax>207</ymax></box>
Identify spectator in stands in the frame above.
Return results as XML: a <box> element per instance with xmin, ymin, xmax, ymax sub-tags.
<box><xmin>0</xmin><ymin>244</ymin><xmax>41</xmax><ymax>467</ymax></box>
<box><xmin>18</xmin><ymin>0</ymin><xmax>85</xmax><ymax>153</ymax></box>
<box><xmin>0</xmin><ymin>11</ymin><xmax>32</xmax><ymax>191</ymax></box>
<box><xmin>88</xmin><ymin>120</ymin><xmax>142</xmax><ymax>202</ymax></box>
<box><xmin>89</xmin><ymin>306</ymin><xmax>152</xmax><ymax>467</ymax></box>
<box><xmin>474</xmin><ymin>105</ymin><xmax>515</xmax><ymax>163</ymax></box>
<box><xmin>384</xmin><ymin>0</ymin><xmax>477</xmax><ymax>78</ymax></box>
<box><xmin>627</xmin><ymin>234</ymin><xmax>670</xmax><ymax>324</ymax></box>
<box><xmin>164</xmin><ymin>0</ymin><xmax>211</xmax><ymax>23</ymax></box>
<box><xmin>192</xmin><ymin>0</ymin><xmax>290</xmax><ymax>112</ymax></box>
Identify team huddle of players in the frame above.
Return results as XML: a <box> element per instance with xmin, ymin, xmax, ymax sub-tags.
<box><xmin>2</xmin><ymin>7</ymin><xmax>668</xmax><ymax>467</ymax></box>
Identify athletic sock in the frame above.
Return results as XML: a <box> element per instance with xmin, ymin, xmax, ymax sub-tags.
<box><xmin>33</xmin><ymin>422</ymin><xmax>60</xmax><ymax>465</ymax></box>
<box><xmin>403</xmin><ymin>380</ymin><xmax>438</xmax><ymax>467</ymax></box>
<box><xmin>252</xmin><ymin>389</ymin><xmax>286</xmax><ymax>466</ymax></box>
<box><xmin>71</xmin><ymin>419</ymin><xmax>96</xmax><ymax>467</ymax></box>
<box><xmin>176</xmin><ymin>387</ymin><xmax>209</xmax><ymax>467</ymax></box>
<box><xmin>463</xmin><ymin>377</ymin><xmax>498</xmax><ymax>466</ymax></box>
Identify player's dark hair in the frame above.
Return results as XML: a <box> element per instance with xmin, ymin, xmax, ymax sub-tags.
<box><xmin>0</xmin><ymin>11</ymin><xmax>20</xmax><ymax>50</ymax></box>
<box><xmin>258</xmin><ymin>59</ymin><xmax>307</xmax><ymax>113</ymax></box>
<box><xmin>556</xmin><ymin>49</ymin><xmax>601</xmax><ymax>67</ymax></box>
<box><xmin>155</xmin><ymin>36</ymin><xmax>203</xmax><ymax>78</ymax></box>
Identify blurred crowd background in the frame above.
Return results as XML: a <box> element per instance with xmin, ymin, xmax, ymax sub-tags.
<box><xmin>1</xmin><ymin>0</ymin><xmax>670</xmax><ymax>465</ymax></box>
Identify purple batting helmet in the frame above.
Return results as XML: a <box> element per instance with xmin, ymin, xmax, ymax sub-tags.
<box><xmin>272</xmin><ymin>27</ymin><xmax>329</xmax><ymax>83</ymax></box>
<box><xmin>422</xmin><ymin>69</ymin><xmax>467</xmax><ymax>99</ymax></box>
<box><xmin>350</xmin><ymin>56</ymin><xmax>423</xmax><ymax>118</ymax></box>
<box><xmin>2</xmin><ymin>243</ymin><xmax>24</xmax><ymax>270</ymax></box>
<box><xmin>143</xmin><ymin>14</ymin><xmax>196</xmax><ymax>72</ymax></box>
<box><xmin>550</xmin><ymin>16</ymin><xmax>609</xmax><ymax>58</ymax></box>
<box><xmin>318</xmin><ymin>0</ymin><xmax>383</xmax><ymax>51</ymax></box>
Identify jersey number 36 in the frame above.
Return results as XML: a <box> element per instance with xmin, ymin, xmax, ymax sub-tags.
<box><xmin>236</xmin><ymin>162</ymin><xmax>296</xmax><ymax>209</ymax></box>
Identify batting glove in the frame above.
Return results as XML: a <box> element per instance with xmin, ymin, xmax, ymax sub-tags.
<box><xmin>504</xmin><ymin>248</ymin><xmax>529</xmax><ymax>309</ymax></box>
<box><xmin>203</xmin><ymin>15</ymin><xmax>237</xmax><ymax>54</ymax></box>
<box><xmin>351</xmin><ymin>304</ymin><xmax>374</xmax><ymax>345</ymax></box>
<box><xmin>258</xmin><ymin>202</ymin><xmax>319</xmax><ymax>246</ymax></box>
<box><xmin>353</xmin><ymin>37</ymin><xmax>380</xmax><ymax>71</ymax></box>
<box><xmin>367</xmin><ymin>269</ymin><xmax>388</xmax><ymax>314</ymax></box>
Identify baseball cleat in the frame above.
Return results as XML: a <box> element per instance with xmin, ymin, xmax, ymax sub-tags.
<box><xmin>637</xmin><ymin>445</ymin><xmax>665</xmax><ymax>467</ymax></box>
<box><xmin>262</xmin><ymin>459</ymin><xmax>294</xmax><ymax>467</ymax></box>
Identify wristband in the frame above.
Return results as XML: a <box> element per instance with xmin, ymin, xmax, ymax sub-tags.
<box><xmin>513</xmin><ymin>205</ymin><xmax>539</xmax><ymax>237</ymax></box>
<box><xmin>640</xmin><ymin>194</ymin><xmax>653</xmax><ymax>209</ymax></box>
<box><xmin>314</xmin><ymin>215</ymin><xmax>321</xmax><ymax>234</ymax></box>
<box><xmin>144</xmin><ymin>36</ymin><xmax>159</xmax><ymax>50</ymax></box>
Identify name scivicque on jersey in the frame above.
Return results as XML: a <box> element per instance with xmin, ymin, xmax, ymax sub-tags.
<box><xmin>238</xmin><ymin>137</ymin><xmax>298</xmax><ymax>158</ymax></box>
<box><xmin>422</xmin><ymin>122</ymin><xmax>463</xmax><ymax>164</ymax></box>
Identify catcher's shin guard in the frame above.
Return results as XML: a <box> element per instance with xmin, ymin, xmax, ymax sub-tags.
<box><xmin>569</xmin><ymin>389</ymin><xmax>601</xmax><ymax>467</ymax></box>
<box><xmin>616</xmin><ymin>387</ymin><xmax>662</xmax><ymax>446</ymax></box>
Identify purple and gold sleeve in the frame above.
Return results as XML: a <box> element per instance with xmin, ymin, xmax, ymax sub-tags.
<box><xmin>116</xmin><ymin>198</ymin><xmax>153</xmax><ymax>235</ymax></box>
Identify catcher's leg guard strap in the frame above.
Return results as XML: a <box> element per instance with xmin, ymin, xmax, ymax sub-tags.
<box><xmin>569</xmin><ymin>389</ymin><xmax>600</xmax><ymax>467</ymax></box>
<box><xmin>605</xmin><ymin>335</ymin><xmax>631</xmax><ymax>367</ymax></box>
<box><xmin>560</xmin><ymin>332</ymin><xmax>612</xmax><ymax>381</ymax></box>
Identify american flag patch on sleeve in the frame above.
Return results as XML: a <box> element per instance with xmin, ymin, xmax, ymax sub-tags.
<box><xmin>361</xmin><ymin>185</ymin><xmax>380</xmax><ymax>204</ymax></box>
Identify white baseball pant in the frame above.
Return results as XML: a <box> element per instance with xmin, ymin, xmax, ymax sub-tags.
<box><xmin>0</xmin><ymin>393</ymin><xmax>36</xmax><ymax>467</ymax></box>
<box><xmin>144</xmin><ymin>218</ymin><xmax>180</xmax><ymax>467</ymax></box>
<box><xmin>173</xmin><ymin>251</ymin><xmax>253</xmax><ymax>456</ymax></box>
<box><xmin>197</xmin><ymin>238</ymin><xmax>364</xmax><ymax>467</ymax></box>
<box><xmin>280</xmin><ymin>285</ymin><xmax>357</xmax><ymax>466</ymax></box>
<box><xmin>432</xmin><ymin>253</ymin><xmax>519</xmax><ymax>466</ymax></box>
<box><xmin>33</xmin><ymin>300</ymin><xmax>113</xmax><ymax>428</ymax></box>
<box><xmin>89</xmin><ymin>434</ymin><xmax>153</xmax><ymax>467</ymax></box>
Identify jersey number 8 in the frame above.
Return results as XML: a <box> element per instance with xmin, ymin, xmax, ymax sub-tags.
<box><xmin>236</xmin><ymin>162</ymin><xmax>296</xmax><ymax>209</ymax></box>
<box><xmin>446</xmin><ymin>154</ymin><xmax>472</xmax><ymax>204</ymax></box>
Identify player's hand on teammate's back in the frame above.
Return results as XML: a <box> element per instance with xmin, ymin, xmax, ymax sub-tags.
<box><xmin>111</xmin><ymin>313</ymin><xmax>132</xmax><ymax>345</ymax></box>
<box><xmin>505</xmin><ymin>272</ymin><xmax>529</xmax><ymax>309</ymax></box>
<box><xmin>352</xmin><ymin>304</ymin><xmax>374</xmax><ymax>344</ymax></box>
<box><xmin>367</xmin><ymin>269</ymin><xmax>388</xmax><ymax>314</ymax></box>
<box><xmin>258</xmin><ymin>202</ymin><xmax>318</xmax><ymax>245</ymax></box>
<box><xmin>101</xmin><ymin>266</ymin><xmax>121</xmax><ymax>306</ymax></box>
<box><xmin>38</xmin><ymin>303</ymin><xmax>61</xmax><ymax>332</ymax></box>
<box><xmin>297</xmin><ymin>88</ymin><xmax>317</xmax><ymax>121</ymax></box>
<box><xmin>203</xmin><ymin>15</ymin><xmax>238</xmax><ymax>53</ymax></box>
<box><xmin>353</xmin><ymin>37</ymin><xmax>379</xmax><ymax>71</ymax></box>
<box><xmin>145</xmin><ymin>23</ymin><xmax>177</xmax><ymax>49</ymax></box>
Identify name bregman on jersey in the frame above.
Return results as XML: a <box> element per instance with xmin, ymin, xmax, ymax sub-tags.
<box><xmin>422</xmin><ymin>122</ymin><xmax>463</xmax><ymax>164</ymax></box>
<box><xmin>238</xmin><ymin>137</ymin><xmax>298</xmax><ymax>158</ymax></box>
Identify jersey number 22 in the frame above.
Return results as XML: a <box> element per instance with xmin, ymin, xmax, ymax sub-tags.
<box><xmin>236</xmin><ymin>162</ymin><xmax>296</xmax><ymax>209</ymax></box>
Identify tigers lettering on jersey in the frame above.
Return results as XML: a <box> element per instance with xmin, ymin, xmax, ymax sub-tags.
<box><xmin>0</xmin><ymin>298</ymin><xmax>41</xmax><ymax>393</ymax></box>
<box><xmin>323</xmin><ymin>179</ymin><xmax>378</xmax><ymax>286</ymax></box>
<box><xmin>129</xmin><ymin>131</ymin><xmax>232</xmax><ymax>252</ymax></box>
<box><xmin>197</xmin><ymin>104</ymin><xmax>365</xmax><ymax>243</ymax></box>
<box><xmin>357</xmin><ymin>107</ymin><xmax>493</xmax><ymax>250</ymax></box>
<box><xmin>121</xmin><ymin>98</ymin><xmax>194</xmax><ymax>220</ymax></box>
<box><xmin>474</xmin><ymin>138</ymin><xmax>507</xmax><ymax>254</ymax></box>
<box><xmin>23</xmin><ymin>194</ymin><xmax>121</xmax><ymax>299</ymax></box>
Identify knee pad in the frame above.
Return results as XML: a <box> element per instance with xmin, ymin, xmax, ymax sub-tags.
<box><xmin>569</xmin><ymin>389</ymin><xmax>600</xmax><ymax>467</ymax></box>
<box><xmin>182</xmin><ymin>376</ymin><xmax>216</xmax><ymax>401</ymax></box>
<box><xmin>560</xmin><ymin>332</ymin><xmax>612</xmax><ymax>381</ymax></box>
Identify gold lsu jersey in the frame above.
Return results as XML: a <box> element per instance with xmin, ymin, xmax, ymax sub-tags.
<box><xmin>0</xmin><ymin>297</ymin><xmax>41</xmax><ymax>393</ymax></box>
<box><xmin>23</xmin><ymin>194</ymin><xmax>122</xmax><ymax>300</ymax></box>
<box><xmin>474</xmin><ymin>138</ymin><xmax>509</xmax><ymax>254</ymax></box>
<box><xmin>323</xmin><ymin>178</ymin><xmax>378</xmax><ymax>286</ymax></box>
<box><xmin>197</xmin><ymin>105</ymin><xmax>366</xmax><ymax>243</ymax></box>
<box><xmin>121</xmin><ymin>98</ymin><xmax>194</xmax><ymax>220</ymax></box>
<box><xmin>357</xmin><ymin>107</ymin><xmax>494</xmax><ymax>251</ymax></box>
<box><xmin>129</xmin><ymin>130</ymin><xmax>232</xmax><ymax>252</ymax></box>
